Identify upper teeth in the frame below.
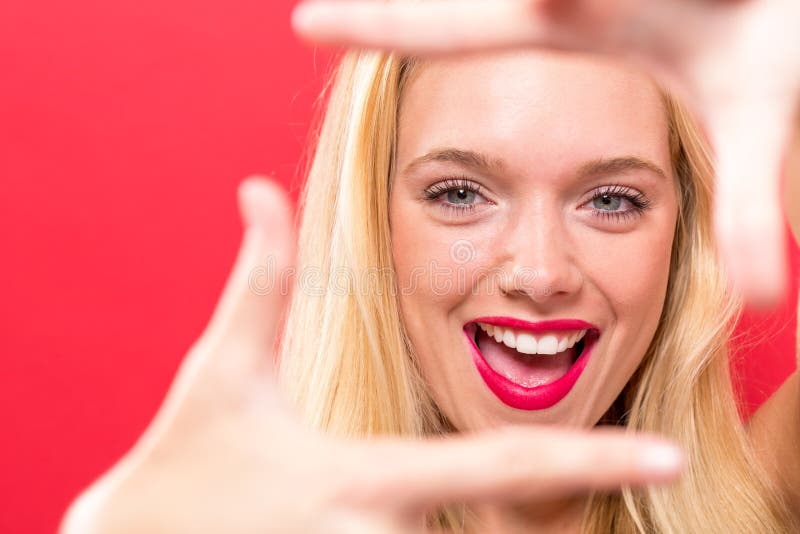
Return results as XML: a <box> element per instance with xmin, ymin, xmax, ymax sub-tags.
<box><xmin>477</xmin><ymin>322</ymin><xmax>587</xmax><ymax>356</ymax></box>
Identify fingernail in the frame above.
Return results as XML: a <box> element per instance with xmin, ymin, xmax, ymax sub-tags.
<box><xmin>639</xmin><ymin>442</ymin><xmax>685</xmax><ymax>475</ymax></box>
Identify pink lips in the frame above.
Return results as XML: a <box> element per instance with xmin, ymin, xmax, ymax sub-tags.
<box><xmin>465</xmin><ymin>316</ymin><xmax>598</xmax><ymax>410</ymax></box>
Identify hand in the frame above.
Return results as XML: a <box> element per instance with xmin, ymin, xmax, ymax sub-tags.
<box><xmin>292</xmin><ymin>0</ymin><xmax>800</xmax><ymax>307</ymax></box>
<box><xmin>60</xmin><ymin>177</ymin><xmax>685</xmax><ymax>534</ymax></box>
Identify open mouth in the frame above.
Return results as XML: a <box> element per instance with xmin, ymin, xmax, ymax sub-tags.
<box><xmin>463</xmin><ymin>317</ymin><xmax>599</xmax><ymax>410</ymax></box>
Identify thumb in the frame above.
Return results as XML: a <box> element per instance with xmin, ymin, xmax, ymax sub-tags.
<box><xmin>202</xmin><ymin>176</ymin><xmax>296</xmax><ymax>368</ymax></box>
<box><xmin>708</xmin><ymin>94</ymin><xmax>794</xmax><ymax>307</ymax></box>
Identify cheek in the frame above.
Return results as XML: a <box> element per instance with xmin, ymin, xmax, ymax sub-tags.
<box><xmin>575</xmin><ymin>213</ymin><xmax>676</xmax><ymax>370</ymax></box>
<box><xmin>392</xmin><ymin>220</ymin><xmax>492</xmax><ymax>316</ymax></box>
<box><xmin>390</xmin><ymin>202</ymin><xmax>498</xmax><ymax>393</ymax></box>
<box><xmin>390</xmin><ymin>189</ymin><xmax>494</xmax><ymax>307</ymax></box>
<box><xmin>577</xmin><ymin>189</ymin><xmax>678</xmax><ymax>310</ymax></box>
<box><xmin>390</xmin><ymin>201</ymin><xmax>457</xmax><ymax>353</ymax></box>
<box><xmin>580</xmin><ymin>228</ymin><xmax>674</xmax><ymax>310</ymax></box>
<box><xmin>569</xmin><ymin>216</ymin><xmax>676</xmax><ymax>423</ymax></box>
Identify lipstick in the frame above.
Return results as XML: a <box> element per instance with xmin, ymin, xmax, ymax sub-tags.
<box><xmin>464</xmin><ymin>317</ymin><xmax>599</xmax><ymax>410</ymax></box>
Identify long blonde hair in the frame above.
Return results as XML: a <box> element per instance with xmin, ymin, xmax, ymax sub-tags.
<box><xmin>278</xmin><ymin>50</ymin><xmax>797</xmax><ymax>532</ymax></box>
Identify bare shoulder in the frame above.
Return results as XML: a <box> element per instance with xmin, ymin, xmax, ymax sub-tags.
<box><xmin>746</xmin><ymin>370</ymin><xmax>800</xmax><ymax>507</ymax></box>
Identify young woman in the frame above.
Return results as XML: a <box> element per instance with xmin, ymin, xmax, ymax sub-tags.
<box><xmin>278</xmin><ymin>49</ymin><xmax>800</xmax><ymax>532</ymax></box>
<box><xmin>62</xmin><ymin>47</ymin><xmax>800</xmax><ymax>534</ymax></box>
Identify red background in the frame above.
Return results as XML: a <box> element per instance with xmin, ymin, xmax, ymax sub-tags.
<box><xmin>0</xmin><ymin>2</ymin><xmax>797</xmax><ymax>533</ymax></box>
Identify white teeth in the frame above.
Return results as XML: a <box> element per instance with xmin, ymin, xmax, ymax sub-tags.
<box><xmin>502</xmin><ymin>329</ymin><xmax>516</xmax><ymax>348</ymax></box>
<box><xmin>537</xmin><ymin>335</ymin><xmax>558</xmax><ymax>355</ymax></box>
<box><xmin>568</xmin><ymin>332</ymin><xmax>578</xmax><ymax>348</ymax></box>
<box><xmin>516</xmin><ymin>333</ymin><xmax>538</xmax><ymax>355</ymax></box>
<box><xmin>475</xmin><ymin>322</ymin><xmax>589</xmax><ymax>356</ymax></box>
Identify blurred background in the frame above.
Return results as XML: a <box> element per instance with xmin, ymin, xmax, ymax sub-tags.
<box><xmin>0</xmin><ymin>1</ymin><xmax>796</xmax><ymax>532</ymax></box>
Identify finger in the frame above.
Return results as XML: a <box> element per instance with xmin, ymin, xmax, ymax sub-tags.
<box><xmin>707</xmin><ymin>92</ymin><xmax>795</xmax><ymax>307</ymax></box>
<box><xmin>345</xmin><ymin>426</ymin><xmax>683</xmax><ymax>513</ymax></box>
<box><xmin>317</xmin><ymin>509</ymin><xmax>424</xmax><ymax>534</ymax></box>
<box><xmin>291</xmin><ymin>0</ymin><xmax>634</xmax><ymax>56</ymax></box>
<box><xmin>203</xmin><ymin>177</ymin><xmax>296</xmax><ymax>364</ymax></box>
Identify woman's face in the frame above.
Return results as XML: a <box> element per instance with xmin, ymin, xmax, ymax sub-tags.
<box><xmin>390</xmin><ymin>51</ymin><xmax>679</xmax><ymax>430</ymax></box>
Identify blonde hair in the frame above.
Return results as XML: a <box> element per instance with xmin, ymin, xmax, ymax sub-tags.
<box><xmin>278</xmin><ymin>50</ymin><xmax>798</xmax><ymax>532</ymax></box>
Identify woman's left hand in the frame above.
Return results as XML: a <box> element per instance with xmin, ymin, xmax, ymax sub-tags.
<box><xmin>61</xmin><ymin>177</ymin><xmax>686</xmax><ymax>534</ymax></box>
<box><xmin>291</xmin><ymin>0</ymin><xmax>800</xmax><ymax>308</ymax></box>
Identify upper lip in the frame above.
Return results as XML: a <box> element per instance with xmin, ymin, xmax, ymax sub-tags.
<box><xmin>468</xmin><ymin>316</ymin><xmax>599</xmax><ymax>333</ymax></box>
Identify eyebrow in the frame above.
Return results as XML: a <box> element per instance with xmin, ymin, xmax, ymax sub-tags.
<box><xmin>401</xmin><ymin>148</ymin><xmax>505</xmax><ymax>176</ymax></box>
<box><xmin>401</xmin><ymin>148</ymin><xmax>667</xmax><ymax>181</ymax></box>
<box><xmin>576</xmin><ymin>156</ymin><xmax>668</xmax><ymax>181</ymax></box>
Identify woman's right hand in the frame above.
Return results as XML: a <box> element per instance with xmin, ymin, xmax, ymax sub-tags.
<box><xmin>60</xmin><ymin>177</ymin><xmax>684</xmax><ymax>534</ymax></box>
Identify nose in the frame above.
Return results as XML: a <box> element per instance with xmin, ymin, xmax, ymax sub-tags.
<box><xmin>495</xmin><ymin>204</ymin><xmax>583</xmax><ymax>303</ymax></box>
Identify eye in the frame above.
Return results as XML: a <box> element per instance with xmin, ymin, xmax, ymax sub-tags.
<box><xmin>446</xmin><ymin>187</ymin><xmax>477</xmax><ymax>205</ymax></box>
<box><xmin>592</xmin><ymin>193</ymin><xmax>623</xmax><ymax>211</ymax></box>
<box><xmin>423</xmin><ymin>177</ymin><xmax>489</xmax><ymax>215</ymax></box>
<box><xmin>583</xmin><ymin>184</ymin><xmax>651</xmax><ymax>222</ymax></box>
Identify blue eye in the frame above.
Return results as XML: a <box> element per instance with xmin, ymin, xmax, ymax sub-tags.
<box><xmin>586</xmin><ymin>185</ymin><xmax>651</xmax><ymax>222</ymax></box>
<box><xmin>424</xmin><ymin>177</ymin><xmax>488</xmax><ymax>215</ymax></box>
<box><xmin>592</xmin><ymin>194</ymin><xmax>623</xmax><ymax>211</ymax></box>
<box><xmin>446</xmin><ymin>188</ymin><xmax>477</xmax><ymax>205</ymax></box>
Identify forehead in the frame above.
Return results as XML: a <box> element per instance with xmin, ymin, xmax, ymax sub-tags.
<box><xmin>397</xmin><ymin>51</ymin><xmax>671</xmax><ymax>179</ymax></box>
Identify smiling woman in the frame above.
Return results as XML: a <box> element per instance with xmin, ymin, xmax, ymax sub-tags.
<box><xmin>277</xmin><ymin>50</ymin><xmax>799</xmax><ymax>532</ymax></box>
<box><xmin>389</xmin><ymin>54</ymin><xmax>678</xmax><ymax>436</ymax></box>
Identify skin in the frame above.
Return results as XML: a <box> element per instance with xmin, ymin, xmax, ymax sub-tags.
<box><xmin>390</xmin><ymin>51</ymin><xmax>680</xmax><ymax>531</ymax></box>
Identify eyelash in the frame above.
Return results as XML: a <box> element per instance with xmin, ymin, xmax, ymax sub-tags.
<box><xmin>423</xmin><ymin>179</ymin><xmax>652</xmax><ymax>221</ymax></box>
<box><xmin>423</xmin><ymin>177</ymin><xmax>487</xmax><ymax>216</ymax></box>
<box><xmin>587</xmin><ymin>184</ymin><xmax>652</xmax><ymax>222</ymax></box>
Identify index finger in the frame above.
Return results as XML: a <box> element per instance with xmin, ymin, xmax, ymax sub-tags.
<box><xmin>291</xmin><ymin>0</ymin><xmax>626</xmax><ymax>56</ymax></box>
<box><xmin>342</xmin><ymin>426</ymin><xmax>684</xmax><ymax>514</ymax></box>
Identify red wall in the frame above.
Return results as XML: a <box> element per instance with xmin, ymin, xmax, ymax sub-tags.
<box><xmin>0</xmin><ymin>2</ymin><xmax>796</xmax><ymax>533</ymax></box>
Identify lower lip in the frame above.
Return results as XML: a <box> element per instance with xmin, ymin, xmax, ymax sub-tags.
<box><xmin>464</xmin><ymin>326</ymin><xmax>595</xmax><ymax>410</ymax></box>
